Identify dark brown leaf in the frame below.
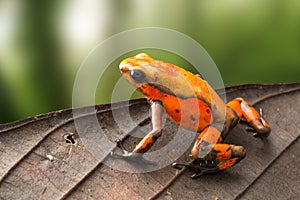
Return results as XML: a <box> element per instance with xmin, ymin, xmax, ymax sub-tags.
<box><xmin>0</xmin><ymin>83</ymin><xmax>300</xmax><ymax>200</ymax></box>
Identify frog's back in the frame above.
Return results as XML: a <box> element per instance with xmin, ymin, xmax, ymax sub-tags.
<box><xmin>120</xmin><ymin>53</ymin><xmax>227</xmax><ymax>130</ymax></box>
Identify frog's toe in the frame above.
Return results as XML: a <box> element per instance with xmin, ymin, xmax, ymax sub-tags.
<box><xmin>191</xmin><ymin>172</ymin><xmax>204</xmax><ymax>179</ymax></box>
<box><xmin>114</xmin><ymin>138</ymin><xmax>129</xmax><ymax>154</ymax></box>
<box><xmin>110</xmin><ymin>150</ymin><xmax>132</xmax><ymax>158</ymax></box>
<box><xmin>245</xmin><ymin>127</ymin><xmax>270</xmax><ymax>138</ymax></box>
<box><xmin>111</xmin><ymin>150</ymin><xmax>157</xmax><ymax>166</ymax></box>
<box><xmin>245</xmin><ymin>127</ymin><xmax>257</xmax><ymax>136</ymax></box>
<box><xmin>172</xmin><ymin>162</ymin><xmax>185</xmax><ymax>170</ymax></box>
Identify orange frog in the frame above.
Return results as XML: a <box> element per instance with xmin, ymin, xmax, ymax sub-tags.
<box><xmin>112</xmin><ymin>53</ymin><xmax>271</xmax><ymax>178</ymax></box>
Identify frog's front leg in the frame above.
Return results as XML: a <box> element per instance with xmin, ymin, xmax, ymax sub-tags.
<box><xmin>174</xmin><ymin>126</ymin><xmax>246</xmax><ymax>178</ymax></box>
<box><xmin>227</xmin><ymin>97</ymin><xmax>271</xmax><ymax>137</ymax></box>
<box><xmin>111</xmin><ymin>100</ymin><xmax>163</xmax><ymax>163</ymax></box>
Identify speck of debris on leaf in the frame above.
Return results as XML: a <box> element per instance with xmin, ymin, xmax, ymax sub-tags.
<box><xmin>46</xmin><ymin>154</ymin><xmax>54</xmax><ymax>161</ymax></box>
<box><xmin>211</xmin><ymin>195</ymin><xmax>219</xmax><ymax>200</ymax></box>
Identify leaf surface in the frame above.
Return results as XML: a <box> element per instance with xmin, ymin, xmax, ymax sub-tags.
<box><xmin>0</xmin><ymin>83</ymin><xmax>299</xmax><ymax>200</ymax></box>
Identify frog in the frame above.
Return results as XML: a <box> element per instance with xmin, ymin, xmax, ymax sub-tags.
<box><xmin>111</xmin><ymin>53</ymin><xmax>271</xmax><ymax>178</ymax></box>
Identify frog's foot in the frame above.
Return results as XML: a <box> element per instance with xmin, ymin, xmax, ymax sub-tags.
<box><xmin>172</xmin><ymin>160</ymin><xmax>221</xmax><ymax>179</ymax></box>
<box><xmin>110</xmin><ymin>139</ymin><xmax>156</xmax><ymax>166</ymax></box>
<box><xmin>244</xmin><ymin>108</ymin><xmax>270</xmax><ymax>138</ymax></box>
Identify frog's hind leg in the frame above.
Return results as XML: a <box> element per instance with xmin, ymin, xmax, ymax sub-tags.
<box><xmin>176</xmin><ymin>126</ymin><xmax>246</xmax><ymax>178</ymax></box>
<box><xmin>227</xmin><ymin>97</ymin><xmax>271</xmax><ymax>138</ymax></box>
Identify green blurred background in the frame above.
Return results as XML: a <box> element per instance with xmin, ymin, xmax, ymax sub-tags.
<box><xmin>0</xmin><ymin>0</ymin><xmax>299</xmax><ymax>124</ymax></box>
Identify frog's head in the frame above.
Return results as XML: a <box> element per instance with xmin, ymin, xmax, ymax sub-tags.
<box><xmin>119</xmin><ymin>53</ymin><xmax>197</xmax><ymax>98</ymax></box>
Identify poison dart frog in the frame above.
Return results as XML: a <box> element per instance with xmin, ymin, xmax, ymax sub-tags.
<box><xmin>112</xmin><ymin>53</ymin><xmax>271</xmax><ymax>178</ymax></box>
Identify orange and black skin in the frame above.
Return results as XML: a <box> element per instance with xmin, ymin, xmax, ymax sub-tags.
<box><xmin>114</xmin><ymin>53</ymin><xmax>271</xmax><ymax>177</ymax></box>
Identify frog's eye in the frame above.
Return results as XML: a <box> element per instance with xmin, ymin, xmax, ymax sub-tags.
<box><xmin>130</xmin><ymin>69</ymin><xmax>146</xmax><ymax>83</ymax></box>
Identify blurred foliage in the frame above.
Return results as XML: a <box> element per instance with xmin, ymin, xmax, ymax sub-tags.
<box><xmin>0</xmin><ymin>0</ymin><xmax>299</xmax><ymax>123</ymax></box>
